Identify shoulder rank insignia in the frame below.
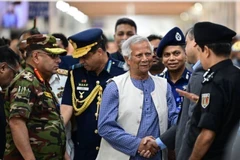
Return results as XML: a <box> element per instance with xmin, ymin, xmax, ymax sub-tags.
<box><xmin>57</xmin><ymin>69</ymin><xmax>68</xmax><ymax>76</ymax></box>
<box><xmin>202</xmin><ymin>69</ymin><xmax>214</xmax><ymax>84</ymax></box>
<box><xmin>106</xmin><ymin>60</ymin><xmax>112</xmax><ymax>73</ymax></box>
<box><xmin>9</xmin><ymin>70</ymin><xmax>25</xmax><ymax>86</ymax></box>
<box><xmin>44</xmin><ymin>91</ymin><xmax>53</xmax><ymax>98</ymax></box>
<box><xmin>22</xmin><ymin>71</ymin><xmax>34</xmax><ymax>82</ymax></box>
<box><xmin>185</xmin><ymin>71</ymin><xmax>191</xmax><ymax>80</ymax></box>
<box><xmin>182</xmin><ymin>85</ymin><xmax>187</xmax><ymax>91</ymax></box>
<box><xmin>201</xmin><ymin>93</ymin><xmax>210</xmax><ymax>108</ymax></box>
<box><xmin>118</xmin><ymin>61</ymin><xmax>125</xmax><ymax>69</ymax></box>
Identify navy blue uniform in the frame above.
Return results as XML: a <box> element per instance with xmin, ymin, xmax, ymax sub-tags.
<box><xmin>160</xmin><ymin>68</ymin><xmax>191</xmax><ymax>113</ymax></box>
<box><xmin>59</xmin><ymin>55</ymin><xmax>79</xmax><ymax>70</ymax></box>
<box><xmin>186</xmin><ymin>60</ymin><xmax>240</xmax><ymax>160</ymax></box>
<box><xmin>62</xmin><ymin>57</ymin><xmax>125</xmax><ymax>160</ymax></box>
<box><xmin>110</xmin><ymin>51</ymin><xmax>124</xmax><ymax>62</ymax></box>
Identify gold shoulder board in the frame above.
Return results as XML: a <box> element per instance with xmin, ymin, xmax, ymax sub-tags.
<box><xmin>57</xmin><ymin>69</ymin><xmax>68</xmax><ymax>76</ymax></box>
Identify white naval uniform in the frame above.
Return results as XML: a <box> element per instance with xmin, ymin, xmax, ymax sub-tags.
<box><xmin>50</xmin><ymin>69</ymin><xmax>74</xmax><ymax>160</ymax></box>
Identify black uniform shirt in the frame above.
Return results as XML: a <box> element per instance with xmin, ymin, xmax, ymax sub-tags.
<box><xmin>186</xmin><ymin>59</ymin><xmax>240</xmax><ymax>159</ymax></box>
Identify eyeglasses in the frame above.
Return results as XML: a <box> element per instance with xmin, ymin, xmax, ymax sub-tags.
<box><xmin>7</xmin><ymin>64</ymin><xmax>19</xmax><ymax>76</ymax></box>
<box><xmin>45</xmin><ymin>53</ymin><xmax>60</xmax><ymax>59</ymax></box>
<box><xmin>37</xmin><ymin>51</ymin><xmax>60</xmax><ymax>59</ymax></box>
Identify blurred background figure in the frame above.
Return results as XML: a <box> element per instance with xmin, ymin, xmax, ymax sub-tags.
<box><xmin>17</xmin><ymin>28</ymin><xmax>40</xmax><ymax>60</ymax></box>
<box><xmin>0</xmin><ymin>38</ymin><xmax>20</xmax><ymax>160</ymax></box>
<box><xmin>110</xmin><ymin>17</ymin><xmax>137</xmax><ymax>62</ymax></box>
<box><xmin>52</xmin><ymin>33</ymin><xmax>74</xmax><ymax>55</ymax></box>
<box><xmin>2</xmin><ymin>3</ymin><xmax>17</xmax><ymax>28</ymax></box>
<box><xmin>51</xmin><ymin>33</ymin><xmax>79</xmax><ymax>70</ymax></box>
<box><xmin>147</xmin><ymin>34</ymin><xmax>165</xmax><ymax>75</ymax></box>
<box><xmin>231</xmin><ymin>35</ymin><xmax>240</xmax><ymax>68</ymax></box>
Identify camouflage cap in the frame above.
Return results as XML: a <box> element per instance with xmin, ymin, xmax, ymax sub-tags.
<box><xmin>26</xmin><ymin>34</ymin><xmax>66</xmax><ymax>54</ymax></box>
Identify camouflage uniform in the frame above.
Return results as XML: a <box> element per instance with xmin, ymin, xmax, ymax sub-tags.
<box><xmin>4</xmin><ymin>65</ymin><xmax>66</xmax><ymax>160</ymax></box>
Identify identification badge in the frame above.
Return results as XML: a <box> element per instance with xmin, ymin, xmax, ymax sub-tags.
<box><xmin>201</xmin><ymin>93</ymin><xmax>210</xmax><ymax>108</ymax></box>
<box><xmin>77</xmin><ymin>87</ymin><xmax>89</xmax><ymax>91</ymax></box>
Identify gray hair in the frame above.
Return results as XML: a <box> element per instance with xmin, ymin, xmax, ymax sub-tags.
<box><xmin>121</xmin><ymin>35</ymin><xmax>153</xmax><ymax>70</ymax></box>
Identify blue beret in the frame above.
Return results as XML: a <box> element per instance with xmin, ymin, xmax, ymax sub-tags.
<box><xmin>68</xmin><ymin>28</ymin><xmax>103</xmax><ymax>58</ymax></box>
<box><xmin>194</xmin><ymin>22</ymin><xmax>236</xmax><ymax>45</ymax></box>
<box><xmin>156</xmin><ymin>27</ymin><xmax>185</xmax><ymax>57</ymax></box>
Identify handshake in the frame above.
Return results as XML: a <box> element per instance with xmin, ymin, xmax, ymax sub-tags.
<box><xmin>138</xmin><ymin>136</ymin><xmax>160</xmax><ymax>158</ymax></box>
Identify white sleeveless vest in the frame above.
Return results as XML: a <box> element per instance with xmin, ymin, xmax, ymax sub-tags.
<box><xmin>96</xmin><ymin>72</ymin><xmax>168</xmax><ymax>160</ymax></box>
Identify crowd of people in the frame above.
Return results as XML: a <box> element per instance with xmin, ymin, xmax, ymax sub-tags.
<box><xmin>0</xmin><ymin>17</ymin><xmax>240</xmax><ymax>160</ymax></box>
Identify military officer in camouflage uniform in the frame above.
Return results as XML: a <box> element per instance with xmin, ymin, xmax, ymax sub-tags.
<box><xmin>61</xmin><ymin>28</ymin><xmax>125</xmax><ymax>160</ymax></box>
<box><xmin>4</xmin><ymin>34</ymin><xmax>66</xmax><ymax>160</ymax></box>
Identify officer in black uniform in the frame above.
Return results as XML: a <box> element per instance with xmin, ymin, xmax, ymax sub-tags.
<box><xmin>61</xmin><ymin>28</ymin><xmax>125</xmax><ymax>160</ymax></box>
<box><xmin>183</xmin><ymin>22</ymin><xmax>240</xmax><ymax>160</ymax></box>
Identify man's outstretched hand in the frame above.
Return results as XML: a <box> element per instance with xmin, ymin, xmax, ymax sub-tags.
<box><xmin>138</xmin><ymin>136</ymin><xmax>159</xmax><ymax>158</ymax></box>
<box><xmin>176</xmin><ymin>88</ymin><xmax>199</xmax><ymax>103</ymax></box>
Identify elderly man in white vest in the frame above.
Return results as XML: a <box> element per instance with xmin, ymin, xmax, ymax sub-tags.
<box><xmin>96</xmin><ymin>35</ymin><xmax>178</xmax><ymax>160</ymax></box>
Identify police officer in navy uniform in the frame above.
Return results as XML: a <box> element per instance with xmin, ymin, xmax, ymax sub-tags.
<box><xmin>60</xmin><ymin>28</ymin><xmax>125</xmax><ymax>160</ymax></box>
<box><xmin>179</xmin><ymin>22</ymin><xmax>240</xmax><ymax>160</ymax></box>
<box><xmin>157</xmin><ymin>27</ymin><xmax>191</xmax><ymax>114</ymax></box>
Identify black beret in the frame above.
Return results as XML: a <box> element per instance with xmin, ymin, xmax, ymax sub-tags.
<box><xmin>156</xmin><ymin>27</ymin><xmax>185</xmax><ymax>57</ymax></box>
<box><xmin>194</xmin><ymin>22</ymin><xmax>236</xmax><ymax>45</ymax></box>
<box><xmin>68</xmin><ymin>28</ymin><xmax>103</xmax><ymax>58</ymax></box>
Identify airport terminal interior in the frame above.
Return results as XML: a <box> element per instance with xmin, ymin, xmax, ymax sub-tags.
<box><xmin>0</xmin><ymin>0</ymin><xmax>240</xmax><ymax>43</ymax></box>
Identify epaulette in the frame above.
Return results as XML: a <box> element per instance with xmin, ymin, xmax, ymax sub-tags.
<box><xmin>21</xmin><ymin>70</ymin><xmax>35</xmax><ymax>82</ymax></box>
<box><xmin>57</xmin><ymin>68</ymin><xmax>68</xmax><ymax>76</ymax></box>
<box><xmin>202</xmin><ymin>69</ymin><xmax>214</xmax><ymax>84</ymax></box>
<box><xmin>185</xmin><ymin>71</ymin><xmax>191</xmax><ymax>80</ymax></box>
<box><xmin>9</xmin><ymin>70</ymin><xmax>33</xmax><ymax>87</ymax></box>
<box><xmin>118</xmin><ymin>61</ymin><xmax>125</xmax><ymax>69</ymax></box>
<box><xmin>70</xmin><ymin>63</ymin><xmax>83</xmax><ymax>70</ymax></box>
